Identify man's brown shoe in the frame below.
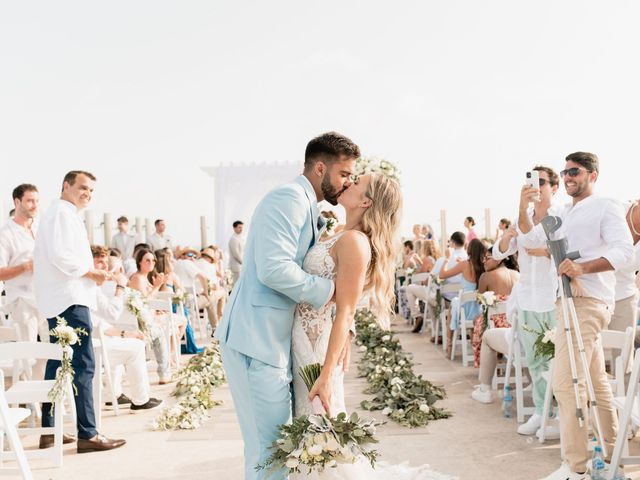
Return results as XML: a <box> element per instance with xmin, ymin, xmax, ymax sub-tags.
<box><xmin>77</xmin><ymin>434</ymin><xmax>126</xmax><ymax>453</ymax></box>
<box><xmin>411</xmin><ymin>317</ymin><xmax>424</xmax><ymax>333</ymax></box>
<box><xmin>39</xmin><ymin>434</ymin><xmax>76</xmax><ymax>449</ymax></box>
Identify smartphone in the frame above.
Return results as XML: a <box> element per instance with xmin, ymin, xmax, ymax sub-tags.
<box><xmin>526</xmin><ymin>170</ymin><xmax>540</xmax><ymax>189</ymax></box>
<box><xmin>526</xmin><ymin>171</ymin><xmax>541</xmax><ymax>202</ymax></box>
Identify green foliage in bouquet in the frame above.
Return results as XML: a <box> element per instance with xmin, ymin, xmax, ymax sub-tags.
<box><xmin>522</xmin><ymin>319</ymin><xmax>556</xmax><ymax>361</ymax></box>
<box><xmin>355</xmin><ymin>309</ymin><xmax>451</xmax><ymax>427</ymax></box>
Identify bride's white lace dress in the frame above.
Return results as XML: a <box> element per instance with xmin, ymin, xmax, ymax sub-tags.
<box><xmin>291</xmin><ymin>232</ymin><xmax>455</xmax><ymax>480</ymax></box>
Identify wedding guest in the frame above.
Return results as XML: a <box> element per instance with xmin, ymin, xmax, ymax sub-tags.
<box><xmin>541</xmin><ymin>152</ymin><xmax>633</xmax><ymax>480</ymax></box>
<box><xmin>470</xmin><ymin>250</ymin><xmax>519</xmax><ymax>368</ymax></box>
<box><xmin>148</xmin><ymin>219</ymin><xmax>172</xmax><ymax>252</ymax></box>
<box><xmin>464</xmin><ymin>216</ymin><xmax>478</xmax><ymax>244</ymax></box>
<box><xmin>0</xmin><ymin>184</ymin><xmax>48</xmax><ymax>345</ymax></box>
<box><xmin>90</xmin><ymin>245</ymin><xmax>162</xmax><ymax>410</ymax></box>
<box><xmin>411</xmin><ymin>224</ymin><xmax>424</xmax><ymax>243</ymax></box>
<box><xmin>153</xmin><ymin>248</ymin><xmax>198</xmax><ymax>354</ymax></box>
<box><xmin>421</xmin><ymin>223</ymin><xmax>435</xmax><ymax>241</ymax></box>
<box><xmin>439</xmin><ymin>231</ymin><xmax>468</xmax><ymax>295</ymax></box>
<box><xmin>405</xmin><ymin>239</ymin><xmax>442</xmax><ymax>333</ymax></box>
<box><xmin>495</xmin><ymin>218</ymin><xmax>511</xmax><ymax>241</ymax></box>
<box><xmin>34</xmin><ymin>170</ymin><xmax>125</xmax><ymax>453</ymax></box>
<box><xmin>126</xmin><ymin>247</ymin><xmax>172</xmax><ymax>383</ymax></box>
<box><xmin>228</xmin><ymin>220</ymin><xmax>245</xmax><ymax>284</ymax></box>
<box><xmin>489</xmin><ymin>165</ymin><xmax>561</xmax><ymax>438</ymax></box>
<box><xmin>111</xmin><ymin>216</ymin><xmax>136</xmax><ymax>260</ymax></box>
<box><xmin>402</xmin><ymin>240</ymin><xmax>421</xmax><ymax>269</ymax></box>
<box><xmin>609</xmin><ymin>199</ymin><xmax>640</xmax><ymax>333</ymax></box>
<box><xmin>174</xmin><ymin>247</ymin><xmax>217</xmax><ymax>332</ymax></box>
<box><xmin>197</xmin><ymin>247</ymin><xmax>227</xmax><ymax>322</ymax></box>
<box><xmin>439</xmin><ymin>238</ymin><xmax>486</xmax><ymax>357</ymax></box>
<box><xmin>123</xmin><ymin>242</ymin><xmax>151</xmax><ymax>278</ymax></box>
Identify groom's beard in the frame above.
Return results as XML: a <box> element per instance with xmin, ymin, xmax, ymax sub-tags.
<box><xmin>321</xmin><ymin>175</ymin><xmax>342</xmax><ymax>206</ymax></box>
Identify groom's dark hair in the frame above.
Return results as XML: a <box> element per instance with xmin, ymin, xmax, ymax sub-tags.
<box><xmin>304</xmin><ymin>132</ymin><xmax>360</xmax><ymax>170</ymax></box>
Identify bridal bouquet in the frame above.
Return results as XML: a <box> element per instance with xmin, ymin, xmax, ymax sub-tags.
<box><xmin>48</xmin><ymin>316</ymin><xmax>87</xmax><ymax>406</ymax></box>
<box><xmin>523</xmin><ymin>320</ymin><xmax>556</xmax><ymax>361</ymax></box>
<box><xmin>257</xmin><ymin>363</ymin><xmax>382</xmax><ymax>476</ymax></box>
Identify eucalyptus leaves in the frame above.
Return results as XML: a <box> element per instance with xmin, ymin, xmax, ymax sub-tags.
<box><xmin>48</xmin><ymin>316</ymin><xmax>87</xmax><ymax>406</ymax></box>
<box><xmin>355</xmin><ymin>309</ymin><xmax>451</xmax><ymax>427</ymax></box>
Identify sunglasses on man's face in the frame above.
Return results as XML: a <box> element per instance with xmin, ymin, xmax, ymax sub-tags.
<box><xmin>560</xmin><ymin>167</ymin><xmax>588</xmax><ymax>178</ymax></box>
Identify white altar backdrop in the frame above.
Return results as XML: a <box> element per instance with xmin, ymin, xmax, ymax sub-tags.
<box><xmin>201</xmin><ymin>163</ymin><xmax>346</xmax><ymax>261</ymax></box>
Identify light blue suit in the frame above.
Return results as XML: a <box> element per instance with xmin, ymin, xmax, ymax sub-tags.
<box><xmin>215</xmin><ymin>175</ymin><xmax>333</xmax><ymax>479</ymax></box>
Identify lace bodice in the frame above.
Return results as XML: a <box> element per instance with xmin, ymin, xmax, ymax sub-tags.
<box><xmin>292</xmin><ymin>232</ymin><xmax>345</xmax><ymax>417</ymax></box>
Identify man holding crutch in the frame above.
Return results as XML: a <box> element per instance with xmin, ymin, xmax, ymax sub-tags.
<box><xmin>541</xmin><ymin>152</ymin><xmax>634</xmax><ymax>480</ymax></box>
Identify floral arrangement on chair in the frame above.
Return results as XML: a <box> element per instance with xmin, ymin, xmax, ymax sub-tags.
<box><xmin>48</xmin><ymin>316</ymin><xmax>87</xmax><ymax>406</ymax></box>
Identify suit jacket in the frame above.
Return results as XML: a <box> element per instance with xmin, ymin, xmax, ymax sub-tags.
<box><xmin>111</xmin><ymin>232</ymin><xmax>137</xmax><ymax>260</ymax></box>
<box><xmin>228</xmin><ymin>233</ymin><xmax>245</xmax><ymax>273</ymax></box>
<box><xmin>215</xmin><ymin>175</ymin><xmax>333</xmax><ymax>368</ymax></box>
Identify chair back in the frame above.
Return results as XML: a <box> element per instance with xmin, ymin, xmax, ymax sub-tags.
<box><xmin>0</xmin><ymin>342</ymin><xmax>63</xmax><ymax>363</ymax></box>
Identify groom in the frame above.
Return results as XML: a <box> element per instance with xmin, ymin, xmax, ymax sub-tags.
<box><xmin>215</xmin><ymin>132</ymin><xmax>360</xmax><ymax>479</ymax></box>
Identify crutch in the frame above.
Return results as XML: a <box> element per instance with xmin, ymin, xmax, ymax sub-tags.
<box><xmin>541</xmin><ymin>215</ymin><xmax>608</xmax><ymax>457</ymax></box>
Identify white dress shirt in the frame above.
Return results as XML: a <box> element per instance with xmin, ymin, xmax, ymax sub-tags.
<box><xmin>91</xmin><ymin>282</ymin><xmax>125</xmax><ymax>333</ymax></box>
<box><xmin>556</xmin><ymin>196</ymin><xmax>634</xmax><ymax>308</ymax></box>
<box><xmin>148</xmin><ymin>232</ymin><xmax>172</xmax><ymax>252</ymax></box>
<box><xmin>444</xmin><ymin>247</ymin><xmax>468</xmax><ymax>284</ymax></box>
<box><xmin>493</xmin><ymin>207</ymin><xmax>558</xmax><ymax>313</ymax></box>
<box><xmin>228</xmin><ymin>233</ymin><xmax>245</xmax><ymax>273</ymax></box>
<box><xmin>174</xmin><ymin>259</ymin><xmax>203</xmax><ymax>292</ymax></box>
<box><xmin>614</xmin><ymin>203</ymin><xmax>640</xmax><ymax>301</ymax></box>
<box><xmin>0</xmin><ymin>218</ymin><xmax>38</xmax><ymax>307</ymax></box>
<box><xmin>111</xmin><ymin>231</ymin><xmax>137</xmax><ymax>260</ymax></box>
<box><xmin>33</xmin><ymin>199</ymin><xmax>96</xmax><ymax>318</ymax></box>
<box><xmin>196</xmin><ymin>258</ymin><xmax>220</xmax><ymax>286</ymax></box>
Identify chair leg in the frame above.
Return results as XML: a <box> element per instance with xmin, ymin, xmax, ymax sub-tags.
<box><xmin>515</xmin><ymin>350</ymin><xmax>525</xmax><ymax>423</ymax></box>
<box><xmin>539</xmin><ymin>362</ymin><xmax>554</xmax><ymax>443</ymax></box>
<box><xmin>54</xmin><ymin>398</ymin><xmax>64</xmax><ymax>467</ymax></box>
<box><xmin>3</xmin><ymin>421</ymin><xmax>34</xmax><ymax>480</ymax></box>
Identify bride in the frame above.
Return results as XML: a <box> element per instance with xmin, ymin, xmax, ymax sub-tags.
<box><xmin>291</xmin><ymin>171</ymin><xmax>454</xmax><ymax>480</ymax></box>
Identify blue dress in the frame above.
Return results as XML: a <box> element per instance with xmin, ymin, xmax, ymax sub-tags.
<box><xmin>166</xmin><ymin>284</ymin><xmax>203</xmax><ymax>354</ymax></box>
<box><xmin>449</xmin><ymin>277</ymin><xmax>481</xmax><ymax>331</ymax></box>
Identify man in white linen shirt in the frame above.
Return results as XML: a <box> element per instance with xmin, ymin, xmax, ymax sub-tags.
<box><xmin>609</xmin><ymin>201</ymin><xmax>640</xmax><ymax>333</ymax></box>
<box><xmin>490</xmin><ymin>166</ymin><xmax>559</xmax><ymax>437</ymax></box>
<box><xmin>90</xmin><ymin>245</ymin><xmax>162</xmax><ymax>410</ymax></box>
<box><xmin>197</xmin><ymin>247</ymin><xmax>227</xmax><ymax>328</ymax></box>
<box><xmin>111</xmin><ymin>216</ymin><xmax>137</xmax><ymax>260</ymax></box>
<box><xmin>0</xmin><ymin>184</ymin><xmax>48</xmax><ymax>345</ymax></box>
<box><xmin>33</xmin><ymin>170</ymin><xmax>126</xmax><ymax>454</ymax></box>
<box><xmin>148</xmin><ymin>219</ymin><xmax>172</xmax><ymax>252</ymax></box>
<box><xmin>228</xmin><ymin>220</ymin><xmax>245</xmax><ymax>284</ymax></box>
<box><xmin>541</xmin><ymin>153</ymin><xmax>634</xmax><ymax>480</ymax></box>
<box><xmin>440</xmin><ymin>231</ymin><xmax>468</xmax><ymax>300</ymax></box>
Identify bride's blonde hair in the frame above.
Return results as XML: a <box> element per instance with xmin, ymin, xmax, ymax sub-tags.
<box><xmin>360</xmin><ymin>172</ymin><xmax>402</xmax><ymax>327</ymax></box>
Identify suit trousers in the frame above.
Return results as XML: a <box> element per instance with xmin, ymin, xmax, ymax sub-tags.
<box><xmin>42</xmin><ymin>304</ymin><xmax>98</xmax><ymax>440</ymax></box>
<box><xmin>220</xmin><ymin>343</ymin><xmax>292</xmax><ymax>480</ymax></box>
<box><xmin>552</xmin><ymin>296</ymin><xmax>617</xmax><ymax>473</ymax></box>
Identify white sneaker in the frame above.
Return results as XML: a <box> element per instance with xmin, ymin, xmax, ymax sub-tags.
<box><xmin>536</xmin><ymin>420</ymin><xmax>561</xmax><ymax>441</ymax></box>
<box><xmin>518</xmin><ymin>413</ymin><xmax>542</xmax><ymax>435</ymax></box>
<box><xmin>539</xmin><ymin>463</ymin><xmax>590</xmax><ymax>480</ymax></box>
<box><xmin>471</xmin><ymin>385</ymin><xmax>493</xmax><ymax>404</ymax></box>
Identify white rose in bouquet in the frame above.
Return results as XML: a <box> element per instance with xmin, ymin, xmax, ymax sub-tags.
<box><xmin>482</xmin><ymin>291</ymin><xmax>496</xmax><ymax>306</ymax></box>
<box><xmin>308</xmin><ymin>444</ymin><xmax>323</xmax><ymax>457</ymax></box>
<box><xmin>286</xmin><ymin>457</ymin><xmax>300</xmax><ymax>469</ymax></box>
<box><xmin>419</xmin><ymin>404</ymin><xmax>430</xmax><ymax>413</ymax></box>
<box><xmin>381</xmin><ymin>335</ymin><xmax>391</xmax><ymax>342</ymax></box>
<box><xmin>542</xmin><ymin>327</ymin><xmax>556</xmax><ymax>344</ymax></box>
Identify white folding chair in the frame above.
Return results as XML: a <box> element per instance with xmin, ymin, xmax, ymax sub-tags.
<box><xmin>609</xmin><ymin>348</ymin><xmax>640</xmax><ymax>478</ymax></box>
<box><xmin>148</xmin><ymin>298</ymin><xmax>180</xmax><ymax>368</ymax></box>
<box><xmin>436</xmin><ymin>283</ymin><xmax>462</xmax><ymax>352</ymax></box>
<box><xmin>0</xmin><ymin>388</ymin><xmax>33</xmax><ymax>479</ymax></box>
<box><xmin>184</xmin><ymin>285</ymin><xmax>207</xmax><ymax>340</ymax></box>
<box><xmin>450</xmin><ymin>290</ymin><xmax>478</xmax><ymax>366</ymax></box>
<box><xmin>92</xmin><ymin>328</ymin><xmax>119</xmax><ymax>430</ymax></box>
<box><xmin>0</xmin><ymin>342</ymin><xmax>75</xmax><ymax>467</ymax></box>
<box><xmin>601</xmin><ymin>327</ymin><xmax>635</xmax><ymax>397</ymax></box>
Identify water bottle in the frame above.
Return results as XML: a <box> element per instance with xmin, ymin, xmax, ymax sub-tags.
<box><xmin>591</xmin><ymin>446</ymin><xmax>605</xmax><ymax>480</ymax></box>
<box><xmin>502</xmin><ymin>385</ymin><xmax>513</xmax><ymax>418</ymax></box>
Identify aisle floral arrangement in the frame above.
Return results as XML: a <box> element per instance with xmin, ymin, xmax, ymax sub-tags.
<box><xmin>258</xmin><ymin>363</ymin><xmax>382</xmax><ymax>476</ymax></box>
<box><xmin>523</xmin><ymin>320</ymin><xmax>556</xmax><ymax>361</ymax></box>
<box><xmin>124</xmin><ymin>288</ymin><xmax>162</xmax><ymax>346</ymax></box>
<box><xmin>48</xmin><ymin>316</ymin><xmax>87</xmax><ymax>405</ymax></box>
<box><xmin>152</xmin><ymin>343</ymin><xmax>226</xmax><ymax>430</ymax></box>
<box><xmin>355</xmin><ymin>309</ymin><xmax>451</xmax><ymax>427</ymax></box>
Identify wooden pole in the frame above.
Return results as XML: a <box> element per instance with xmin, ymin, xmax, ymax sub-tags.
<box><xmin>145</xmin><ymin>218</ymin><xmax>153</xmax><ymax>243</ymax></box>
<box><xmin>440</xmin><ymin>209</ymin><xmax>447</xmax><ymax>253</ymax></box>
<box><xmin>104</xmin><ymin>213</ymin><xmax>112</xmax><ymax>247</ymax></box>
<box><xmin>484</xmin><ymin>208</ymin><xmax>492</xmax><ymax>240</ymax></box>
<box><xmin>200</xmin><ymin>216</ymin><xmax>207</xmax><ymax>249</ymax></box>
<box><xmin>84</xmin><ymin>210</ymin><xmax>94</xmax><ymax>244</ymax></box>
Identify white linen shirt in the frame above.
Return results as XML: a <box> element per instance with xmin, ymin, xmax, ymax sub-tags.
<box><xmin>556</xmin><ymin>196</ymin><xmax>634</xmax><ymax>308</ymax></box>
<box><xmin>614</xmin><ymin>202</ymin><xmax>640</xmax><ymax>301</ymax></box>
<box><xmin>33</xmin><ymin>199</ymin><xmax>96</xmax><ymax>318</ymax></box>
<box><xmin>196</xmin><ymin>258</ymin><xmax>220</xmax><ymax>286</ymax></box>
<box><xmin>174</xmin><ymin>259</ymin><xmax>202</xmax><ymax>291</ymax></box>
<box><xmin>0</xmin><ymin>219</ymin><xmax>38</xmax><ymax>307</ymax></box>
<box><xmin>492</xmin><ymin>207</ymin><xmax>558</xmax><ymax>313</ymax></box>
<box><xmin>91</xmin><ymin>282</ymin><xmax>124</xmax><ymax>334</ymax></box>
<box><xmin>148</xmin><ymin>232</ymin><xmax>172</xmax><ymax>252</ymax></box>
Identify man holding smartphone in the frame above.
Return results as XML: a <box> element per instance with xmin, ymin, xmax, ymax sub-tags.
<box><xmin>540</xmin><ymin>153</ymin><xmax>633</xmax><ymax>480</ymax></box>
<box><xmin>491</xmin><ymin>166</ymin><xmax>559</xmax><ymax>437</ymax></box>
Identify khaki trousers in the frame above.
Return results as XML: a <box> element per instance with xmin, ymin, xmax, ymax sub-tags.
<box><xmin>552</xmin><ymin>296</ymin><xmax>617</xmax><ymax>473</ymax></box>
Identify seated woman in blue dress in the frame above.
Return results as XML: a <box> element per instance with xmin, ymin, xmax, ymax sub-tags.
<box><xmin>153</xmin><ymin>248</ymin><xmax>203</xmax><ymax>355</ymax></box>
<box><xmin>438</xmin><ymin>238</ymin><xmax>487</xmax><ymax>357</ymax></box>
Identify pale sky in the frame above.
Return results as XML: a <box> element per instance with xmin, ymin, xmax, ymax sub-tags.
<box><xmin>1</xmin><ymin>1</ymin><xmax>639</xmax><ymax>247</ymax></box>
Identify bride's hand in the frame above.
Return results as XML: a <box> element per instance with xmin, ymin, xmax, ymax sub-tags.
<box><xmin>308</xmin><ymin>374</ymin><xmax>332</xmax><ymax>416</ymax></box>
